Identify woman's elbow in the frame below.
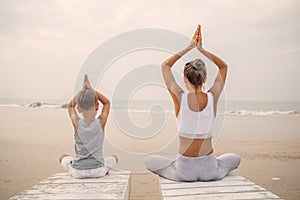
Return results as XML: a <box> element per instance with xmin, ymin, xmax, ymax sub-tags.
<box><xmin>223</xmin><ymin>62</ymin><xmax>228</xmax><ymax>69</ymax></box>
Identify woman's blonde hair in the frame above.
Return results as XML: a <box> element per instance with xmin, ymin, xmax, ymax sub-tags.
<box><xmin>184</xmin><ymin>58</ymin><xmax>207</xmax><ymax>88</ymax></box>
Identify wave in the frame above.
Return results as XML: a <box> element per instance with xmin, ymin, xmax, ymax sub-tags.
<box><xmin>0</xmin><ymin>104</ymin><xmax>23</xmax><ymax>108</ymax></box>
<box><xmin>0</xmin><ymin>102</ymin><xmax>65</xmax><ymax>109</ymax></box>
<box><xmin>0</xmin><ymin>103</ymin><xmax>298</xmax><ymax>116</ymax></box>
<box><xmin>102</xmin><ymin>107</ymin><xmax>300</xmax><ymax>116</ymax></box>
<box><xmin>25</xmin><ymin>102</ymin><xmax>64</xmax><ymax>109</ymax></box>
<box><xmin>227</xmin><ymin>110</ymin><xmax>298</xmax><ymax>116</ymax></box>
<box><xmin>120</xmin><ymin>109</ymin><xmax>299</xmax><ymax>116</ymax></box>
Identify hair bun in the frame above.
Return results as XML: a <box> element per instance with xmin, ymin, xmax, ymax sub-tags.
<box><xmin>184</xmin><ymin>58</ymin><xmax>207</xmax><ymax>88</ymax></box>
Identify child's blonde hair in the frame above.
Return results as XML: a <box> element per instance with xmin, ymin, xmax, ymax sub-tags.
<box><xmin>77</xmin><ymin>89</ymin><xmax>97</xmax><ymax>110</ymax></box>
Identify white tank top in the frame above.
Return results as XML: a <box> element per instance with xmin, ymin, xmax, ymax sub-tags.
<box><xmin>176</xmin><ymin>92</ymin><xmax>215</xmax><ymax>139</ymax></box>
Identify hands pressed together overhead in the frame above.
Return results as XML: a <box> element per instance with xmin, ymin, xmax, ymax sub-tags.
<box><xmin>188</xmin><ymin>25</ymin><xmax>203</xmax><ymax>51</ymax></box>
<box><xmin>83</xmin><ymin>74</ymin><xmax>93</xmax><ymax>90</ymax></box>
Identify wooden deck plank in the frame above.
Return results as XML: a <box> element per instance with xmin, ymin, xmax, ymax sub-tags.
<box><xmin>163</xmin><ymin>191</ymin><xmax>280</xmax><ymax>200</ymax></box>
<box><xmin>162</xmin><ymin>185</ymin><xmax>267</xmax><ymax>196</ymax></box>
<box><xmin>41</xmin><ymin>174</ymin><xmax>129</xmax><ymax>184</ymax></box>
<box><xmin>9</xmin><ymin>171</ymin><xmax>282</xmax><ymax>200</ymax></box>
<box><xmin>161</xmin><ymin>180</ymin><xmax>255</xmax><ymax>189</ymax></box>
<box><xmin>9</xmin><ymin>171</ymin><xmax>131</xmax><ymax>200</ymax></box>
<box><xmin>160</xmin><ymin>174</ymin><xmax>281</xmax><ymax>200</ymax></box>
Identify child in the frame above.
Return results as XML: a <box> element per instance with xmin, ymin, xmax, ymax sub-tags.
<box><xmin>59</xmin><ymin>74</ymin><xmax>117</xmax><ymax>178</ymax></box>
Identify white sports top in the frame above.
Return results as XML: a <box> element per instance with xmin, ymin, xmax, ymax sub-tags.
<box><xmin>176</xmin><ymin>92</ymin><xmax>215</xmax><ymax>139</ymax></box>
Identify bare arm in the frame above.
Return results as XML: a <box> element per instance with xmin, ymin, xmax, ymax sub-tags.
<box><xmin>161</xmin><ymin>47</ymin><xmax>190</xmax><ymax>111</ymax></box>
<box><xmin>96</xmin><ymin>91</ymin><xmax>110</xmax><ymax>131</ymax></box>
<box><xmin>197</xmin><ymin>25</ymin><xmax>228</xmax><ymax>114</ymax></box>
<box><xmin>162</xmin><ymin>25</ymin><xmax>200</xmax><ymax>116</ymax></box>
<box><xmin>82</xmin><ymin>74</ymin><xmax>110</xmax><ymax>130</ymax></box>
<box><xmin>67</xmin><ymin>74</ymin><xmax>92</xmax><ymax>133</ymax></box>
<box><xmin>68</xmin><ymin>95</ymin><xmax>79</xmax><ymax>133</ymax></box>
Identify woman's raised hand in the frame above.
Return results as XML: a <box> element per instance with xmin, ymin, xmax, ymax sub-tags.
<box><xmin>196</xmin><ymin>25</ymin><xmax>203</xmax><ymax>51</ymax></box>
<box><xmin>188</xmin><ymin>25</ymin><xmax>200</xmax><ymax>49</ymax></box>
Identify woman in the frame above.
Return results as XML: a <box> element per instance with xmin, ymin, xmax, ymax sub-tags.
<box><xmin>144</xmin><ymin>25</ymin><xmax>240</xmax><ymax>181</ymax></box>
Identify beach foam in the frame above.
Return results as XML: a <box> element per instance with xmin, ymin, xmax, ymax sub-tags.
<box><xmin>0</xmin><ymin>102</ymin><xmax>299</xmax><ymax>116</ymax></box>
<box><xmin>227</xmin><ymin>110</ymin><xmax>298</xmax><ymax>116</ymax></box>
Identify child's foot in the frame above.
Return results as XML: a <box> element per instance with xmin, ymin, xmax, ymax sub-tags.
<box><xmin>59</xmin><ymin>153</ymin><xmax>69</xmax><ymax>164</ymax></box>
<box><xmin>105</xmin><ymin>155</ymin><xmax>118</xmax><ymax>175</ymax></box>
<box><xmin>111</xmin><ymin>155</ymin><xmax>118</xmax><ymax>164</ymax></box>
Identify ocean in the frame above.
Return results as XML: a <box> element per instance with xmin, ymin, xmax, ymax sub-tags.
<box><xmin>0</xmin><ymin>98</ymin><xmax>299</xmax><ymax>116</ymax></box>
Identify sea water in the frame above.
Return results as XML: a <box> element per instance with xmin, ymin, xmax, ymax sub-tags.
<box><xmin>0</xmin><ymin>98</ymin><xmax>299</xmax><ymax>116</ymax></box>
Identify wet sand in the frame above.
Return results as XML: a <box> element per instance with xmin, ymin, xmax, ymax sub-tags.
<box><xmin>0</xmin><ymin>107</ymin><xmax>299</xmax><ymax>199</ymax></box>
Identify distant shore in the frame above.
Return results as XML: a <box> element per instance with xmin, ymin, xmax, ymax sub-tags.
<box><xmin>0</xmin><ymin>101</ymin><xmax>299</xmax><ymax>116</ymax></box>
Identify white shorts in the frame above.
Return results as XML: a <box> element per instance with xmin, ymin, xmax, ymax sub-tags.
<box><xmin>61</xmin><ymin>156</ymin><xmax>117</xmax><ymax>178</ymax></box>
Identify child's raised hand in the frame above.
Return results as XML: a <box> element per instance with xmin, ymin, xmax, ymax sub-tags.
<box><xmin>83</xmin><ymin>74</ymin><xmax>92</xmax><ymax>89</ymax></box>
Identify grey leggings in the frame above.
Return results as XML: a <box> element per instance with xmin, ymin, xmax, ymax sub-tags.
<box><xmin>144</xmin><ymin>153</ymin><xmax>241</xmax><ymax>182</ymax></box>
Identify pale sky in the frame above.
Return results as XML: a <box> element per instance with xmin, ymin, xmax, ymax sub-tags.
<box><xmin>0</xmin><ymin>0</ymin><xmax>299</xmax><ymax>102</ymax></box>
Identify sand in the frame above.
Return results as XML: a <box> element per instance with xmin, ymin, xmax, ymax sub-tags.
<box><xmin>130</xmin><ymin>172</ymin><xmax>161</xmax><ymax>200</ymax></box>
<box><xmin>0</xmin><ymin>107</ymin><xmax>300</xmax><ymax>200</ymax></box>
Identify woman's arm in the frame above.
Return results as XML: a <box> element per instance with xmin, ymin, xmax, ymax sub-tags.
<box><xmin>162</xmin><ymin>25</ymin><xmax>200</xmax><ymax>116</ymax></box>
<box><xmin>197</xmin><ymin>25</ymin><xmax>228</xmax><ymax>114</ymax></box>
<box><xmin>96</xmin><ymin>91</ymin><xmax>110</xmax><ymax>131</ymax></box>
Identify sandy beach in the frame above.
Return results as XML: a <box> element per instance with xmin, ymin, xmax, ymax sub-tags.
<box><xmin>0</xmin><ymin>107</ymin><xmax>300</xmax><ymax>200</ymax></box>
<box><xmin>1</xmin><ymin>0</ymin><xmax>300</xmax><ymax>199</ymax></box>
